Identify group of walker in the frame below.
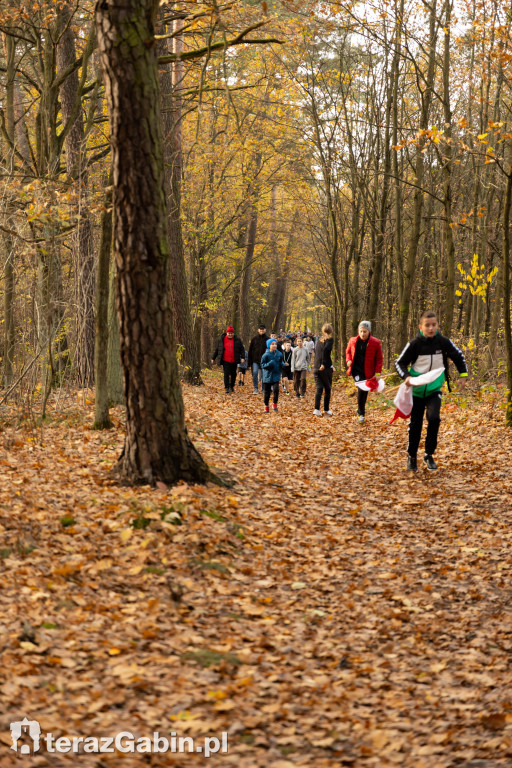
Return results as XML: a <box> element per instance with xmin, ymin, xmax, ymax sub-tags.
<box><xmin>211</xmin><ymin>310</ymin><xmax>468</xmax><ymax>471</ymax></box>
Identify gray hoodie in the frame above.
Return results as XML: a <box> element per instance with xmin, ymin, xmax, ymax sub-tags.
<box><xmin>291</xmin><ymin>346</ymin><xmax>310</xmax><ymax>372</ymax></box>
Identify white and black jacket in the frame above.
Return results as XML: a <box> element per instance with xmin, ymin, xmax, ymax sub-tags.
<box><xmin>395</xmin><ymin>332</ymin><xmax>468</xmax><ymax>397</ymax></box>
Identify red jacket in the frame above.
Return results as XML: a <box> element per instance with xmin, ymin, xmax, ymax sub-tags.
<box><xmin>346</xmin><ymin>335</ymin><xmax>383</xmax><ymax>379</ymax></box>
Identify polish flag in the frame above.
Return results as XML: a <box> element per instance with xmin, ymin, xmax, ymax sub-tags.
<box><xmin>389</xmin><ymin>368</ymin><xmax>445</xmax><ymax>424</ymax></box>
<box><xmin>355</xmin><ymin>377</ymin><xmax>385</xmax><ymax>392</ymax></box>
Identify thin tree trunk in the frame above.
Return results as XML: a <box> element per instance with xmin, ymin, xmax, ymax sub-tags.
<box><xmin>239</xmin><ymin>152</ymin><xmax>261</xmax><ymax>343</ymax></box>
<box><xmin>397</xmin><ymin>0</ymin><xmax>438</xmax><ymax>350</ymax></box>
<box><xmin>159</xmin><ymin>12</ymin><xmax>202</xmax><ymax>384</ymax></box>
<box><xmin>93</xmin><ymin>170</ymin><xmax>113</xmax><ymax>429</ymax></box>
<box><xmin>3</xmin><ymin>33</ymin><xmax>16</xmax><ymax>386</ymax></box>
<box><xmin>441</xmin><ymin>0</ymin><xmax>455</xmax><ymax>334</ymax></box>
<box><xmin>502</xmin><ymin>157</ymin><xmax>512</xmax><ymax>427</ymax></box>
<box><xmin>57</xmin><ymin>5</ymin><xmax>95</xmax><ymax>386</ymax></box>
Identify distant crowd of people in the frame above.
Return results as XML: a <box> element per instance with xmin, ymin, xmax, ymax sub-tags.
<box><xmin>211</xmin><ymin>310</ymin><xmax>468</xmax><ymax>472</ymax></box>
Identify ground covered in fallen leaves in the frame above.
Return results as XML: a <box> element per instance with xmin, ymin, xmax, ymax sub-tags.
<box><xmin>1</xmin><ymin>373</ymin><xmax>511</xmax><ymax>767</ymax></box>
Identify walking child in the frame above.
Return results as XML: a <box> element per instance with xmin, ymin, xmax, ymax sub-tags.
<box><xmin>281</xmin><ymin>340</ymin><xmax>293</xmax><ymax>394</ymax></box>
<box><xmin>346</xmin><ymin>320</ymin><xmax>383</xmax><ymax>423</ymax></box>
<box><xmin>291</xmin><ymin>336</ymin><xmax>310</xmax><ymax>398</ymax></box>
<box><xmin>395</xmin><ymin>310</ymin><xmax>468</xmax><ymax>471</ymax></box>
<box><xmin>260</xmin><ymin>339</ymin><xmax>284</xmax><ymax>413</ymax></box>
<box><xmin>238</xmin><ymin>349</ymin><xmax>248</xmax><ymax>386</ymax></box>
<box><xmin>313</xmin><ymin>324</ymin><xmax>334</xmax><ymax>417</ymax></box>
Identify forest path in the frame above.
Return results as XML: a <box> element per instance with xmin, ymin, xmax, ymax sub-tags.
<box><xmin>0</xmin><ymin>374</ymin><xmax>511</xmax><ymax>767</ymax></box>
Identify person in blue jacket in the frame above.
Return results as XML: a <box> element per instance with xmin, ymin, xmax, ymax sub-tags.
<box><xmin>260</xmin><ymin>338</ymin><xmax>284</xmax><ymax>413</ymax></box>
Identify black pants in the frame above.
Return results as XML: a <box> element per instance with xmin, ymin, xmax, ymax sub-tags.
<box><xmin>263</xmin><ymin>382</ymin><xmax>280</xmax><ymax>406</ymax></box>
<box><xmin>314</xmin><ymin>368</ymin><xmax>333</xmax><ymax>411</ymax></box>
<box><xmin>357</xmin><ymin>388</ymin><xmax>368</xmax><ymax>416</ymax></box>
<box><xmin>408</xmin><ymin>392</ymin><xmax>442</xmax><ymax>456</ymax></box>
<box><xmin>222</xmin><ymin>362</ymin><xmax>237</xmax><ymax>390</ymax></box>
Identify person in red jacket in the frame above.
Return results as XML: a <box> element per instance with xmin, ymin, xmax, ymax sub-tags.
<box><xmin>346</xmin><ymin>320</ymin><xmax>383</xmax><ymax>423</ymax></box>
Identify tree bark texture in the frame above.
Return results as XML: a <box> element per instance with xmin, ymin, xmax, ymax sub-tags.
<box><xmin>95</xmin><ymin>0</ymin><xmax>213</xmax><ymax>485</ymax></box>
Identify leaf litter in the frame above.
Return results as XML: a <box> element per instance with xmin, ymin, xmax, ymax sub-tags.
<box><xmin>0</xmin><ymin>373</ymin><xmax>511</xmax><ymax>766</ymax></box>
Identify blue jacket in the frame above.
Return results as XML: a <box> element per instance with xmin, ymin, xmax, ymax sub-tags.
<box><xmin>261</xmin><ymin>350</ymin><xmax>284</xmax><ymax>383</ymax></box>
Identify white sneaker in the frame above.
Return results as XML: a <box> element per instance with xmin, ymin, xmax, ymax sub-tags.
<box><xmin>313</xmin><ymin>409</ymin><xmax>322</xmax><ymax>416</ymax></box>
<box><xmin>358</xmin><ymin>415</ymin><xmax>365</xmax><ymax>424</ymax></box>
<box><xmin>324</xmin><ymin>410</ymin><xmax>333</xmax><ymax>417</ymax></box>
<box><xmin>252</xmin><ymin>390</ymin><xmax>259</xmax><ymax>395</ymax></box>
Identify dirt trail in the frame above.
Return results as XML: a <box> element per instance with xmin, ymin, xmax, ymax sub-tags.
<box><xmin>0</xmin><ymin>375</ymin><xmax>511</xmax><ymax>766</ymax></box>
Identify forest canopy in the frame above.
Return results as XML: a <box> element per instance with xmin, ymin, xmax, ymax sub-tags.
<box><xmin>1</xmin><ymin>0</ymin><xmax>512</xmax><ymax>423</ymax></box>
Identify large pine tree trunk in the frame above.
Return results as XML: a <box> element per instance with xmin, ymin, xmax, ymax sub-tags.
<box><xmin>95</xmin><ymin>0</ymin><xmax>215</xmax><ymax>485</ymax></box>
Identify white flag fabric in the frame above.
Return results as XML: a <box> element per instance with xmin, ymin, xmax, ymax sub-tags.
<box><xmin>389</xmin><ymin>368</ymin><xmax>445</xmax><ymax>423</ymax></box>
<box><xmin>355</xmin><ymin>378</ymin><xmax>385</xmax><ymax>392</ymax></box>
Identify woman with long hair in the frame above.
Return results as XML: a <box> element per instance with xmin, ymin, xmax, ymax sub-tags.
<box><xmin>313</xmin><ymin>323</ymin><xmax>334</xmax><ymax>416</ymax></box>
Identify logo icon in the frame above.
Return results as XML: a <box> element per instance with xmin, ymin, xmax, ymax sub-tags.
<box><xmin>10</xmin><ymin>719</ymin><xmax>41</xmax><ymax>754</ymax></box>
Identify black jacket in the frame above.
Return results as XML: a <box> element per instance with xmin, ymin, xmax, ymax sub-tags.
<box><xmin>212</xmin><ymin>333</ymin><xmax>245</xmax><ymax>366</ymax></box>
<box><xmin>247</xmin><ymin>334</ymin><xmax>269</xmax><ymax>366</ymax></box>
<box><xmin>314</xmin><ymin>337</ymin><xmax>334</xmax><ymax>372</ymax></box>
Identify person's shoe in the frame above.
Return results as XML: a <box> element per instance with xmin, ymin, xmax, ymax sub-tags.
<box><xmin>296</xmin><ymin>394</ymin><xmax>301</xmax><ymax>399</ymax></box>
<box><xmin>358</xmin><ymin>414</ymin><xmax>365</xmax><ymax>424</ymax></box>
<box><xmin>313</xmin><ymin>409</ymin><xmax>322</xmax><ymax>416</ymax></box>
<box><xmin>407</xmin><ymin>455</ymin><xmax>417</xmax><ymax>472</ymax></box>
<box><xmin>264</xmin><ymin>405</ymin><xmax>270</xmax><ymax>413</ymax></box>
<box><xmin>324</xmin><ymin>410</ymin><xmax>333</xmax><ymax>417</ymax></box>
<box><xmin>424</xmin><ymin>454</ymin><xmax>438</xmax><ymax>471</ymax></box>
<box><xmin>272</xmin><ymin>404</ymin><xmax>278</xmax><ymax>412</ymax></box>
<box><xmin>252</xmin><ymin>389</ymin><xmax>259</xmax><ymax>395</ymax></box>
<box><xmin>225</xmin><ymin>388</ymin><xmax>230</xmax><ymax>394</ymax></box>
<box><xmin>300</xmin><ymin>394</ymin><xmax>306</xmax><ymax>398</ymax></box>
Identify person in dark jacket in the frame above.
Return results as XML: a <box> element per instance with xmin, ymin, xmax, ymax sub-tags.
<box><xmin>212</xmin><ymin>326</ymin><xmax>245</xmax><ymax>393</ymax></box>
<box><xmin>313</xmin><ymin>323</ymin><xmax>334</xmax><ymax>416</ymax></box>
<box><xmin>346</xmin><ymin>320</ymin><xmax>383</xmax><ymax>424</ymax></box>
<box><xmin>261</xmin><ymin>339</ymin><xmax>284</xmax><ymax>413</ymax></box>
<box><xmin>247</xmin><ymin>325</ymin><xmax>269</xmax><ymax>394</ymax></box>
<box><xmin>395</xmin><ymin>310</ymin><xmax>468</xmax><ymax>471</ymax></box>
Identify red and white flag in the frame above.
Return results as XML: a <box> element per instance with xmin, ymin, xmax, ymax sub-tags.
<box><xmin>389</xmin><ymin>368</ymin><xmax>445</xmax><ymax>424</ymax></box>
<box><xmin>355</xmin><ymin>377</ymin><xmax>385</xmax><ymax>393</ymax></box>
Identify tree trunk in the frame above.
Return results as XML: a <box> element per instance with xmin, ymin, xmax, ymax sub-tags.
<box><xmin>94</xmin><ymin>170</ymin><xmax>113</xmax><ymax>429</ymax></box>
<box><xmin>158</xmin><ymin>12</ymin><xmax>202</xmax><ymax>384</ymax></box>
<box><xmin>107</xmin><ymin>262</ymin><xmax>124</xmax><ymax>404</ymax></box>
<box><xmin>368</xmin><ymin>46</ymin><xmax>393</xmax><ymax>331</ymax></box>
<box><xmin>239</xmin><ymin>153</ymin><xmax>261</xmax><ymax>344</ymax></box>
<box><xmin>3</xmin><ymin>33</ymin><xmax>16</xmax><ymax>386</ymax></box>
<box><xmin>397</xmin><ymin>0</ymin><xmax>438</xmax><ymax>350</ymax></box>
<box><xmin>440</xmin><ymin>0</ymin><xmax>455</xmax><ymax>334</ymax></box>
<box><xmin>502</xmin><ymin>159</ymin><xmax>512</xmax><ymax>427</ymax></box>
<box><xmin>57</xmin><ymin>5</ymin><xmax>95</xmax><ymax>386</ymax></box>
<box><xmin>95</xmin><ymin>0</ymin><xmax>215</xmax><ymax>485</ymax></box>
